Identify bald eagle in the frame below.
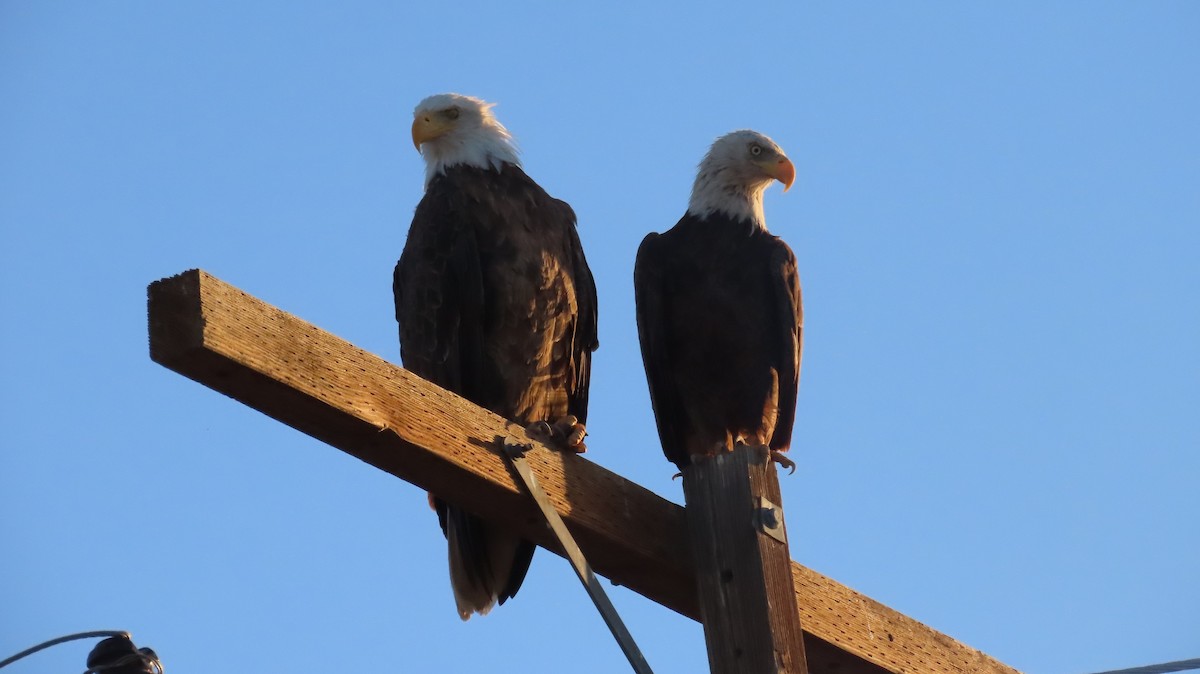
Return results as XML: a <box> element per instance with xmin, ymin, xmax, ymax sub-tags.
<box><xmin>635</xmin><ymin>130</ymin><xmax>801</xmax><ymax>473</ymax></box>
<box><xmin>395</xmin><ymin>93</ymin><xmax>598</xmax><ymax>619</ymax></box>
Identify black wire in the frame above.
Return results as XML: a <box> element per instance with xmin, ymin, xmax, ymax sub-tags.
<box><xmin>1082</xmin><ymin>658</ymin><xmax>1200</xmax><ymax>674</ymax></box>
<box><xmin>0</xmin><ymin>631</ymin><xmax>130</xmax><ymax>669</ymax></box>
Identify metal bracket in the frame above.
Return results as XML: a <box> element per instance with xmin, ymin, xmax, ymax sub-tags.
<box><xmin>756</xmin><ymin>496</ymin><xmax>787</xmax><ymax>544</ymax></box>
<box><xmin>499</xmin><ymin>438</ymin><xmax>654</xmax><ymax>674</ymax></box>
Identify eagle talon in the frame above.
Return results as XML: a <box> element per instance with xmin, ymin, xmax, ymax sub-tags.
<box><xmin>770</xmin><ymin>450</ymin><xmax>796</xmax><ymax>475</ymax></box>
<box><xmin>556</xmin><ymin>416</ymin><xmax>588</xmax><ymax>454</ymax></box>
<box><xmin>553</xmin><ymin>415</ymin><xmax>588</xmax><ymax>453</ymax></box>
<box><xmin>525</xmin><ymin>416</ymin><xmax>587</xmax><ymax>453</ymax></box>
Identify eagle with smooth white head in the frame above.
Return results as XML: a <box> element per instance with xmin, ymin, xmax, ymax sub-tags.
<box><xmin>395</xmin><ymin>93</ymin><xmax>598</xmax><ymax>619</ymax></box>
<box><xmin>635</xmin><ymin>130</ymin><xmax>802</xmax><ymax>473</ymax></box>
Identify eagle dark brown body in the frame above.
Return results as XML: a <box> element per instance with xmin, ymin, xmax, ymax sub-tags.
<box><xmin>635</xmin><ymin>213</ymin><xmax>802</xmax><ymax>472</ymax></box>
<box><xmin>395</xmin><ymin>163</ymin><xmax>597</xmax><ymax>616</ymax></box>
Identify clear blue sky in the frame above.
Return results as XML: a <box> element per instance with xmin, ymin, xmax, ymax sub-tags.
<box><xmin>2</xmin><ymin>3</ymin><xmax>1197</xmax><ymax>673</ymax></box>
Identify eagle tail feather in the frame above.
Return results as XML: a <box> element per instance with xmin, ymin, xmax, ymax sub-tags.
<box><xmin>445</xmin><ymin>505</ymin><xmax>531</xmax><ymax>620</ymax></box>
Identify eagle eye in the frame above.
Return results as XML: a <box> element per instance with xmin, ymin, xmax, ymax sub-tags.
<box><xmin>444</xmin><ymin>107</ymin><xmax>461</xmax><ymax>120</ymax></box>
<box><xmin>750</xmin><ymin>144</ymin><xmax>763</xmax><ymax>156</ymax></box>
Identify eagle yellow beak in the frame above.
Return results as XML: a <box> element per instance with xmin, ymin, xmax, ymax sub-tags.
<box><xmin>768</xmin><ymin>156</ymin><xmax>796</xmax><ymax>192</ymax></box>
<box><xmin>412</xmin><ymin>115</ymin><xmax>451</xmax><ymax>151</ymax></box>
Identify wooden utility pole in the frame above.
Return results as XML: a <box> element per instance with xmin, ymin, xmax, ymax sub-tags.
<box><xmin>684</xmin><ymin>451</ymin><xmax>808</xmax><ymax>673</ymax></box>
<box><xmin>148</xmin><ymin>269</ymin><xmax>1021</xmax><ymax>674</ymax></box>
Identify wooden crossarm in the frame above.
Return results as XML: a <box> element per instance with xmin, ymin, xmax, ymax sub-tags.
<box><xmin>147</xmin><ymin>269</ymin><xmax>1019</xmax><ymax>674</ymax></box>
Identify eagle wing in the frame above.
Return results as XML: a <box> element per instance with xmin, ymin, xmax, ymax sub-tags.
<box><xmin>634</xmin><ymin>232</ymin><xmax>690</xmax><ymax>470</ymax></box>
<box><xmin>767</xmin><ymin>241</ymin><xmax>803</xmax><ymax>452</ymax></box>
<box><xmin>394</xmin><ymin>184</ymin><xmax>489</xmax><ymax>406</ymax></box>
<box><xmin>394</xmin><ymin>182</ymin><xmax>491</xmax><ymax>550</ymax></box>
<box><xmin>561</xmin><ymin>198</ymin><xmax>599</xmax><ymax>424</ymax></box>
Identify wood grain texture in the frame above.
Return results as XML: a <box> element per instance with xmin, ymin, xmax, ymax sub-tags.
<box><xmin>147</xmin><ymin>269</ymin><xmax>1021</xmax><ymax>674</ymax></box>
<box><xmin>683</xmin><ymin>449</ymin><xmax>809</xmax><ymax>674</ymax></box>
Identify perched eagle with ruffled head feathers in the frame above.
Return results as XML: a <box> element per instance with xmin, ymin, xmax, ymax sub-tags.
<box><xmin>395</xmin><ymin>93</ymin><xmax>598</xmax><ymax>619</ymax></box>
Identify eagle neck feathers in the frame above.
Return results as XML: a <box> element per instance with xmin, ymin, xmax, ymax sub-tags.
<box><xmin>423</xmin><ymin>126</ymin><xmax>520</xmax><ymax>189</ymax></box>
<box><xmin>686</xmin><ymin>167</ymin><xmax>769</xmax><ymax>231</ymax></box>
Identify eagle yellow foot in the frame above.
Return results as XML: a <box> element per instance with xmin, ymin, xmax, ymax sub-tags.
<box><xmin>770</xmin><ymin>450</ymin><xmax>796</xmax><ymax>475</ymax></box>
<box><xmin>524</xmin><ymin>415</ymin><xmax>588</xmax><ymax>453</ymax></box>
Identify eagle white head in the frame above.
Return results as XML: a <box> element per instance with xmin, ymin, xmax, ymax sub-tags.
<box><xmin>412</xmin><ymin>93</ymin><xmax>521</xmax><ymax>187</ymax></box>
<box><xmin>687</xmin><ymin>130</ymin><xmax>795</xmax><ymax>230</ymax></box>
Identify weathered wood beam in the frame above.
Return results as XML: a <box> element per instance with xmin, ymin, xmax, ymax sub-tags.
<box><xmin>147</xmin><ymin>269</ymin><xmax>1020</xmax><ymax>674</ymax></box>
<box><xmin>683</xmin><ymin>450</ymin><xmax>809</xmax><ymax>673</ymax></box>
